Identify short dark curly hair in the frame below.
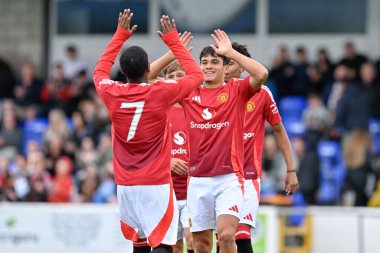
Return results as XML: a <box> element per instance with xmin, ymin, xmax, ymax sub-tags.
<box><xmin>119</xmin><ymin>46</ymin><xmax>149</xmax><ymax>82</ymax></box>
<box><xmin>232</xmin><ymin>42</ymin><xmax>251</xmax><ymax>58</ymax></box>
<box><xmin>199</xmin><ymin>46</ymin><xmax>230</xmax><ymax>66</ymax></box>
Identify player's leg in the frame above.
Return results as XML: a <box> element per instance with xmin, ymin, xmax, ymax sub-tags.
<box><xmin>235</xmin><ymin>179</ymin><xmax>259</xmax><ymax>253</ymax></box>
<box><xmin>173</xmin><ymin>238</ymin><xmax>183</xmax><ymax>253</ymax></box>
<box><xmin>173</xmin><ymin>199</ymin><xmax>185</xmax><ymax>253</ymax></box>
<box><xmin>177</xmin><ymin>199</ymin><xmax>194</xmax><ymax>253</ymax></box>
<box><xmin>133</xmin><ymin>238</ymin><xmax>151</xmax><ymax>253</ymax></box>
<box><xmin>183</xmin><ymin>227</ymin><xmax>194</xmax><ymax>253</ymax></box>
<box><xmin>215</xmin><ymin>173</ymin><xmax>244</xmax><ymax>253</ymax></box>
<box><xmin>151</xmin><ymin>244</ymin><xmax>174</xmax><ymax>253</ymax></box>
<box><xmin>187</xmin><ymin>176</ymin><xmax>216</xmax><ymax>253</ymax></box>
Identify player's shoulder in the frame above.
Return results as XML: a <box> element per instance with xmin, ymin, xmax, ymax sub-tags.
<box><xmin>260</xmin><ymin>85</ymin><xmax>276</xmax><ymax>101</ymax></box>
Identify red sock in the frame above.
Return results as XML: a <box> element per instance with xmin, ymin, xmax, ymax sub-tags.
<box><xmin>235</xmin><ymin>225</ymin><xmax>251</xmax><ymax>240</ymax></box>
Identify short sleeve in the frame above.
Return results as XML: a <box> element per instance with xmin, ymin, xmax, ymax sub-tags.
<box><xmin>262</xmin><ymin>86</ymin><xmax>282</xmax><ymax>126</ymax></box>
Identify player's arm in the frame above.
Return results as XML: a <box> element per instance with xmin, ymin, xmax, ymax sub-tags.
<box><xmin>93</xmin><ymin>9</ymin><xmax>137</xmax><ymax>88</ymax></box>
<box><xmin>272</xmin><ymin>122</ymin><xmax>299</xmax><ymax>195</ymax></box>
<box><xmin>210</xmin><ymin>29</ymin><xmax>268</xmax><ymax>91</ymax></box>
<box><xmin>158</xmin><ymin>16</ymin><xmax>203</xmax><ymax>91</ymax></box>
<box><xmin>148</xmin><ymin>32</ymin><xmax>193</xmax><ymax>83</ymax></box>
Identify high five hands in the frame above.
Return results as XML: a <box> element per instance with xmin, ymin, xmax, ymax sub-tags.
<box><xmin>118</xmin><ymin>9</ymin><xmax>137</xmax><ymax>33</ymax></box>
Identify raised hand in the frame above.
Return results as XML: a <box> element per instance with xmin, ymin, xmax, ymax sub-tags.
<box><xmin>157</xmin><ymin>15</ymin><xmax>177</xmax><ymax>37</ymax></box>
<box><xmin>118</xmin><ymin>9</ymin><xmax>138</xmax><ymax>33</ymax></box>
<box><xmin>179</xmin><ymin>31</ymin><xmax>193</xmax><ymax>51</ymax></box>
<box><xmin>210</xmin><ymin>29</ymin><xmax>233</xmax><ymax>56</ymax></box>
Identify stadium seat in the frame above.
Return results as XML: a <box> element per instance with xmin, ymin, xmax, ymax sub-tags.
<box><xmin>282</xmin><ymin>119</ymin><xmax>305</xmax><ymax>139</ymax></box>
<box><xmin>278</xmin><ymin>96</ymin><xmax>307</xmax><ymax>121</ymax></box>
<box><xmin>22</xmin><ymin>118</ymin><xmax>49</xmax><ymax>155</ymax></box>
<box><xmin>369</xmin><ymin>118</ymin><xmax>380</xmax><ymax>154</ymax></box>
<box><xmin>316</xmin><ymin>141</ymin><xmax>345</xmax><ymax>204</ymax></box>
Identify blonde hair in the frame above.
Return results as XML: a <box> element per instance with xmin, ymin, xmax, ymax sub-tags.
<box><xmin>163</xmin><ymin>60</ymin><xmax>183</xmax><ymax>76</ymax></box>
<box><xmin>343</xmin><ymin>129</ymin><xmax>371</xmax><ymax>169</ymax></box>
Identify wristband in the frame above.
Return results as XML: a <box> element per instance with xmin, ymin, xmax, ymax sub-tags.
<box><xmin>286</xmin><ymin>170</ymin><xmax>296</xmax><ymax>173</ymax></box>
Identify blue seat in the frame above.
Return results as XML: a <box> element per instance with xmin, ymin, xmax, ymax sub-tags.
<box><xmin>22</xmin><ymin>118</ymin><xmax>49</xmax><ymax>155</ymax></box>
<box><xmin>278</xmin><ymin>96</ymin><xmax>307</xmax><ymax>121</ymax></box>
<box><xmin>369</xmin><ymin>118</ymin><xmax>380</xmax><ymax>154</ymax></box>
<box><xmin>316</xmin><ymin>141</ymin><xmax>345</xmax><ymax>204</ymax></box>
<box><xmin>282</xmin><ymin>119</ymin><xmax>305</xmax><ymax>139</ymax></box>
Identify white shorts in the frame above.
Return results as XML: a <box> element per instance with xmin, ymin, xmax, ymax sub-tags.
<box><xmin>240</xmin><ymin>178</ymin><xmax>261</xmax><ymax>228</ymax></box>
<box><xmin>187</xmin><ymin>173</ymin><xmax>244</xmax><ymax>232</ymax></box>
<box><xmin>177</xmin><ymin>199</ymin><xmax>189</xmax><ymax>240</ymax></box>
<box><xmin>117</xmin><ymin>183</ymin><xmax>179</xmax><ymax>247</ymax></box>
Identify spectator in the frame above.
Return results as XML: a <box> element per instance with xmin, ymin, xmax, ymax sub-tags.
<box><xmin>339</xmin><ymin>42</ymin><xmax>367</xmax><ymax>81</ymax></box>
<box><xmin>48</xmin><ymin>156</ymin><xmax>75</xmax><ymax>203</ymax></box>
<box><xmin>270</xmin><ymin>46</ymin><xmax>295</xmax><ymax>98</ymax></box>
<box><xmin>76</xmin><ymin>163</ymin><xmax>99</xmax><ymax>203</ymax></box>
<box><xmin>293</xmin><ymin>136</ymin><xmax>320</xmax><ymax>205</ymax></box>
<box><xmin>302</xmin><ymin>94</ymin><xmax>330</xmax><ymax>142</ymax></box>
<box><xmin>92</xmin><ymin>160</ymin><xmax>116</xmax><ymax>203</ymax></box>
<box><xmin>62</xmin><ymin>45</ymin><xmax>88</xmax><ymax>80</ymax></box>
<box><xmin>359</xmin><ymin>62</ymin><xmax>380</xmax><ymax>119</ymax></box>
<box><xmin>293</xmin><ymin>46</ymin><xmax>311</xmax><ymax>96</ymax></box>
<box><xmin>0</xmin><ymin>58</ymin><xmax>17</xmax><ymax>98</ymax></box>
<box><xmin>26</xmin><ymin>151</ymin><xmax>52</xmax><ymax>202</ymax></box>
<box><xmin>0</xmin><ymin>100</ymin><xmax>23</xmax><ymax>159</ymax></box>
<box><xmin>343</xmin><ymin>129</ymin><xmax>373</xmax><ymax>206</ymax></box>
<box><xmin>14</xmin><ymin>63</ymin><xmax>43</xmax><ymax>108</ymax></box>
<box><xmin>40</xmin><ymin>64</ymin><xmax>74</xmax><ymax>115</ymax></box>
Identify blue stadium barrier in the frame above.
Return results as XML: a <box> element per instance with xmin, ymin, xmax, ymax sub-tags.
<box><xmin>316</xmin><ymin>141</ymin><xmax>345</xmax><ymax>204</ymax></box>
<box><xmin>278</xmin><ymin>96</ymin><xmax>307</xmax><ymax>121</ymax></box>
<box><xmin>369</xmin><ymin>118</ymin><xmax>380</xmax><ymax>154</ymax></box>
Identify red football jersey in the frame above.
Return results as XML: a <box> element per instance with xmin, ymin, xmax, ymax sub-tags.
<box><xmin>182</xmin><ymin>76</ymin><xmax>256</xmax><ymax>177</ymax></box>
<box><xmin>93</xmin><ymin>27</ymin><xmax>203</xmax><ymax>186</ymax></box>
<box><xmin>168</xmin><ymin>106</ymin><xmax>189</xmax><ymax>200</ymax></box>
<box><xmin>243</xmin><ymin>86</ymin><xmax>282</xmax><ymax>180</ymax></box>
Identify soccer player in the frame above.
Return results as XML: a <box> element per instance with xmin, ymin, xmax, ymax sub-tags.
<box><xmin>93</xmin><ymin>10</ymin><xmax>203</xmax><ymax>253</ymax></box>
<box><xmin>224</xmin><ymin>42</ymin><xmax>299</xmax><ymax>253</ymax></box>
<box><xmin>149</xmin><ymin>56</ymin><xmax>194</xmax><ymax>253</ymax></box>
<box><xmin>183</xmin><ymin>31</ymin><xmax>268</xmax><ymax>253</ymax></box>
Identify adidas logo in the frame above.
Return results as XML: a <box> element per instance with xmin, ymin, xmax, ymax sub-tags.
<box><xmin>228</xmin><ymin>205</ymin><xmax>239</xmax><ymax>213</ymax></box>
<box><xmin>192</xmin><ymin>96</ymin><xmax>201</xmax><ymax>103</ymax></box>
<box><xmin>243</xmin><ymin>214</ymin><xmax>253</xmax><ymax>221</ymax></box>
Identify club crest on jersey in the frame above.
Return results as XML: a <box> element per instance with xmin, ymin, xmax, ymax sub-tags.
<box><xmin>246</xmin><ymin>101</ymin><xmax>256</xmax><ymax>112</ymax></box>
<box><xmin>173</xmin><ymin>131</ymin><xmax>186</xmax><ymax>145</ymax></box>
<box><xmin>217</xmin><ymin>93</ymin><xmax>229</xmax><ymax>103</ymax></box>
<box><xmin>202</xmin><ymin>108</ymin><xmax>216</xmax><ymax>120</ymax></box>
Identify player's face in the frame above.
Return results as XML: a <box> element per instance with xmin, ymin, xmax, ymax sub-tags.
<box><xmin>224</xmin><ymin>59</ymin><xmax>242</xmax><ymax>82</ymax></box>
<box><xmin>200</xmin><ymin>55</ymin><xmax>225</xmax><ymax>84</ymax></box>
<box><xmin>165</xmin><ymin>70</ymin><xmax>185</xmax><ymax>81</ymax></box>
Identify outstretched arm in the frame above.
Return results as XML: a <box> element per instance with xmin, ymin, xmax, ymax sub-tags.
<box><xmin>148</xmin><ymin>32</ymin><xmax>193</xmax><ymax>83</ymax></box>
<box><xmin>272</xmin><ymin>122</ymin><xmax>299</xmax><ymax>194</ymax></box>
<box><xmin>210</xmin><ymin>29</ymin><xmax>268</xmax><ymax>91</ymax></box>
<box><xmin>158</xmin><ymin>16</ymin><xmax>203</xmax><ymax>89</ymax></box>
<box><xmin>93</xmin><ymin>9</ymin><xmax>137</xmax><ymax>87</ymax></box>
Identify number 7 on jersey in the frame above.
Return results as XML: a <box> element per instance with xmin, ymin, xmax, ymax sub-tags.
<box><xmin>120</xmin><ymin>101</ymin><xmax>145</xmax><ymax>141</ymax></box>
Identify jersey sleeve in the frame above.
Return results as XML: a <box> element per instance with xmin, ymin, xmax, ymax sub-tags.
<box><xmin>263</xmin><ymin>87</ymin><xmax>282</xmax><ymax>126</ymax></box>
<box><xmin>93</xmin><ymin>26</ymin><xmax>132</xmax><ymax>98</ymax></box>
<box><xmin>234</xmin><ymin>76</ymin><xmax>258</xmax><ymax>102</ymax></box>
<box><xmin>159</xmin><ymin>30</ymin><xmax>203</xmax><ymax>103</ymax></box>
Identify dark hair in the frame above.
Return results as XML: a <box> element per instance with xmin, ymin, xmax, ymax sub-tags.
<box><xmin>232</xmin><ymin>42</ymin><xmax>251</xmax><ymax>58</ymax></box>
<box><xmin>66</xmin><ymin>45</ymin><xmax>77</xmax><ymax>53</ymax></box>
<box><xmin>119</xmin><ymin>46</ymin><xmax>149</xmax><ymax>81</ymax></box>
<box><xmin>199</xmin><ymin>46</ymin><xmax>230</xmax><ymax>65</ymax></box>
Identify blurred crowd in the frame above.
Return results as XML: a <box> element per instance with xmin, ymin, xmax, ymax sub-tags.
<box><xmin>0</xmin><ymin>42</ymin><xmax>379</xmax><ymax>206</ymax></box>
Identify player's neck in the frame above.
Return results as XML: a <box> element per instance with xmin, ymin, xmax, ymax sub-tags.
<box><xmin>204</xmin><ymin>80</ymin><xmax>224</xmax><ymax>89</ymax></box>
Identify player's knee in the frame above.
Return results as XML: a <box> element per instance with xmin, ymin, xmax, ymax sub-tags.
<box><xmin>193</xmin><ymin>238</ymin><xmax>212</xmax><ymax>253</ymax></box>
<box><xmin>217</xmin><ymin>229</ymin><xmax>236</xmax><ymax>246</ymax></box>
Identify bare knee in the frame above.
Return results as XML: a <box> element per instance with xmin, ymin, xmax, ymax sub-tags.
<box><xmin>217</xmin><ymin>229</ymin><xmax>236</xmax><ymax>246</ymax></box>
<box><xmin>193</xmin><ymin>231</ymin><xmax>212</xmax><ymax>253</ymax></box>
